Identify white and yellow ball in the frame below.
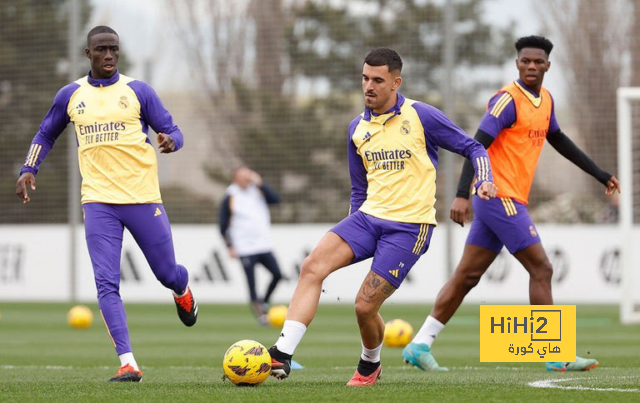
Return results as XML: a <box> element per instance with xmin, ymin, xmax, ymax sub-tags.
<box><xmin>67</xmin><ymin>305</ymin><xmax>94</xmax><ymax>329</ymax></box>
<box><xmin>222</xmin><ymin>340</ymin><xmax>271</xmax><ymax>386</ymax></box>
<box><xmin>267</xmin><ymin>305</ymin><xmax>288</xmax><ymax>328</ymax></box>
<box><xmin>383</xmin><ymin>319</ymin><xmax>413</xmax><ymax>348</ymax></box>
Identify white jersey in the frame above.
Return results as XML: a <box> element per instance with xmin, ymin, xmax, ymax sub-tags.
<box><xmin>226</xmin><ymin>184</ymin><xmax>273</xmax><ymax>256</ymax></box>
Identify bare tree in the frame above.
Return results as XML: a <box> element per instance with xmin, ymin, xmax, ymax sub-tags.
<box><xmin>167</xmin><ymin>0</ymin><xmax>255</xmax><ymax>169</ymax></box>
<box><xmin>166</xmin><ymin>0</ymin><xmax>287</xmax><ymax>177</ymax></box>
<box><xmin>540</xmin><ymin>0</ymin><xmax>633</xmax><ymax>188</ymax></box>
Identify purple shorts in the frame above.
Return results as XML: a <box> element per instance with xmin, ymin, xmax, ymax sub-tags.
<box><xmin>330</xmin><ymin>211</ymin><xmax>434</xmax><ymax>288</ymax></box>
<box><xmin>466</xmin><ymin>196</ymin><xmax>541</xmax><ymax>254</ymax></box>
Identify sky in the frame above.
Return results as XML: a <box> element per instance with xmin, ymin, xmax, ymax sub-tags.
<box><xmin>88</xmin><ymin>0</ymin><xmax>566</xmax><ymax>101</ymax></box>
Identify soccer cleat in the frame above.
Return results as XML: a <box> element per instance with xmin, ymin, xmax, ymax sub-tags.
<box><xmin>257</xmin><ymin>314</ymin><xmax>269</xmax><ymax>326</ymax></box>
<box><xmin>402</xmin><ymin>342</ymin><xmax>449</xmax><ymax>372</ymax></box>
<box><xmin>346</xmin><ymin>365</ymin><xmax>382</xmax><ymax>386</ymax></box>
<box><xmin>546</xmin><ymin>356</ymin><xmax>599</xmax><ymax>372</ymax></box>
<box><xmin>174</xmin><ymin>287</ymin><xmax>198</xmax><ymax>327</ymax></box>
<box><xmin>108</xmin><ymin>364</ymin><xmax>142</xmax><ymax>382</ymax></box>
<box><xmin>268</xmin><ymin>346</ymin><xmax>291</xmax><ymax>380</ymax></box>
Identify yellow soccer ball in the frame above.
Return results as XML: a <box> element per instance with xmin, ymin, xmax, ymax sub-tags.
<box><xmin>267</xmin><ymin>305</ymin><xmax>288</xmax><ymax>328</ymax></box>
<box><xmin>67</xmin><ymin>305</ymin><xmax>94</xmax><ymax>329</ymax></box>
<box><xmin>222</xmin><ymin>340</ymin><xmax>271</xmax><ymax>386</ymax></box>
<box><xmin>383</xmin><ymin>319</ymin><xmax>413</xmax><ymax>348</ymax></box>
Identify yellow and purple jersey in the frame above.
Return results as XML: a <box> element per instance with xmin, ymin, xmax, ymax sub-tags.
<box><xmin>478</xmin><ymin>80</ymin><xmax>558</xmax><ymax>204</ymax></box>
<box><xmin>348</xmin><ymin>93</ymin><xmax>492</xmax><ymax>225</ymax></box>
<box><xmin>21</xmin><ymin>70</ymin><xmax>183</xmax><ymax>204</ymax></box>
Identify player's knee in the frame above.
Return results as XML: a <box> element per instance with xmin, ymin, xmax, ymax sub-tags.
<box><xmin>531</xmin><ymin>260</ymin><xmax>553</xmax><ymax>283</ymax></box>
<box><xmin>272</xmin><ymin>270</ymin><xmax>282</xmax><ymax>282</ymax></box>
<box><xmin>94</xmin><ymin>275</ymin><xmax>120</xmax><ymax>299</ymax></box>
<box><xmin>354</xmin><ymin>299</ymin><xmax>377</xmax><ymax>321</ymax></box>
<box><xmin>96</xmin><ymin>284</ymin><xmax>120</xmax><ymax>301</ymax></box>
<box><xmin>299</xmin><ymin>255</ymin><xmax>328</xmax><ymax>283</ymax></box>
<box><xmin>454</xmin><ymin>265</ymin><xmax>483</xmax><ymax>291</ymax></box>
<box><xmin>463</xmin><ymin>272</ymin><xmax>483</xmax><ymax>290</ymax></box>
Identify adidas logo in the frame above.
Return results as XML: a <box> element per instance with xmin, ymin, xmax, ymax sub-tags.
<box><xmin>389</xmin><ymin>269</ymin><xmax>399</xmax><ymax>278</ymax></box>
<box><xmin>154</xmin><ymin>207</ymin><xmax>162</xmax><ymax>217</ymax></box>
<box><xmin>76</xmin><ymin>101</ymin><xmax>86</xmax><ymax>110</ymax></box>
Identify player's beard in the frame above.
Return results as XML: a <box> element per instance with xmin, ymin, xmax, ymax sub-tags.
<box><xmin>364</xmin><ymin>93</ymin><xmax>381</xmax><ymax>110</ymax></box>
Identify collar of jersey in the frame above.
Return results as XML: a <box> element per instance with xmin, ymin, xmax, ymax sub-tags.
<box><xmin>87</xmin><ymin>69</ymin><xmax>120</xmax><ymax>88</ymax></box>
<box><xmin>363</xmin><ymin>93</ymin><xmax>404</xmax><ymax>123</ymax></box>
<box><xmin>514</xmin><ymin>79</ymin><xmax>543</xmax><ymax>107</ymax></box>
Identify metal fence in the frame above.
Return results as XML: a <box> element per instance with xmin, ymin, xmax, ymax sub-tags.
<box><xmin>2</xmin><ymin>0</ymin><xmax>636</xmax><ymax>225</ymax></box>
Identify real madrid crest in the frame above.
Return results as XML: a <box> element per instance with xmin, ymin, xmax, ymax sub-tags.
<box><xmin>118</xmin><ymin>96</ymin><xmax>129</xmax><ymax>109</ymax></box>
<box><xmin>400</xmin><ymin>120</ymin><xmax>411</xmax><ymax>135</ymax></box>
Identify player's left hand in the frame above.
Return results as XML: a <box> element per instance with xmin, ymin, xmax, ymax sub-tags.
<box><xmin>605</xmin><ymin>175</ymin><xmax>620</xmax><ymax>196</ymax></box>
<box><xmin>157</xmin><ymin>133</ymin><xmax>175</xmax><ymax>153</ymax></box>
<box><xmin>477</xmin><ymin>181</ymin><xmax>498</xmax><ymax>200</ymax></box>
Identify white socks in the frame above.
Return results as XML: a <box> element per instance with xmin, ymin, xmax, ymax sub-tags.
<box><xmin>412</xmin><ymin>315</ymin><xmax>445</xmax><ymax>347</ymax></box>
<box><xmin>361</xmin><ymin>341</ymin><xmax>383</xmax><ymax>363</ymax></box>
<box><xmin>119</xmin><ymin>352</ymin><xmax>139</xmax><ymax>371</ymax></box>
<box><xmin>275</xmin><ymin>320</ymin><xmax>307</xmax><ymax>355</ymax></box>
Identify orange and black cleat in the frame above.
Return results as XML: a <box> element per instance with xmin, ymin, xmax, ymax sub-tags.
<box><xmin>268</xmin><ymin>346</ymin><xmax>291</xmax><ymax>380</ymax></box>
<box><xmin>108</xmin><ymin>364</ymin><xmax>142</xmax><ymax>382</ymax></box>
<box><xmin>346</xmin><ymin>365</ymin><xmax>382</xmax><ymax>387</ymax></box>
<box><xmin>174</xmin><ymin>287</ymin><xmax>198</xmax><ymax>327</ymax></box>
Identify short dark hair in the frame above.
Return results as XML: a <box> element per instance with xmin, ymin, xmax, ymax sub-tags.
<box><xmin>364</xmin><ymin>48</ymin><xmax>403</xmax><ymax>73</ymax></box>
<box><xmin>87</xmin><ymin>26</ymin><xmax>118</xmax><ymax>46</ymax></box>
<box><xmin>515</xmin><ymin>35</ymin><xmax>553</xmax><ymax>56</ymax></box>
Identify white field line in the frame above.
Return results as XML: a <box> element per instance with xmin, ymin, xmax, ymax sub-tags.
<box><xmin>529</xmin><ymin>377</ymin><xmax>640</xmax><ymax>393</ymax></box>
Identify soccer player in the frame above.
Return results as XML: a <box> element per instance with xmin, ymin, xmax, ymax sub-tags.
<box><xmin>15</xmin><ymin>26</ymin><xmax>198</xmax><ymax>382</ymax></box>
<box><xmin>267</xmin><ymin>48</ymin><xmax>497</xmax><ymax>386</ymax></box>
<box><xmin>219</xmin><ymin>166</ymin><xmax>283</xmax><ymax>325</ymax></box>
<box><xmin>402</xmin><ymin>35</ymin><xmax>620</xmax><ymax>373</ymax></box>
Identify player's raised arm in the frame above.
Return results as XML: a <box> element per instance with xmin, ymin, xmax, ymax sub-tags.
<box><xmin>546</xmin><ymin>129</ymin><xmax>620</xmax><ymax>195</ymax></box>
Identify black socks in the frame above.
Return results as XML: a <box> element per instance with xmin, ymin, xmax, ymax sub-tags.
<box><xmin>357</xmin><ymin>359</ymin><xmax>380</xmax><ymax>376</ymax></box>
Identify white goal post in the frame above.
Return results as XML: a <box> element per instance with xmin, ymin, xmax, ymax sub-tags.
<box><xmin>617</xmin><ymin>87</ymin><xmax>640</xmax><ymax>324</ymax></box>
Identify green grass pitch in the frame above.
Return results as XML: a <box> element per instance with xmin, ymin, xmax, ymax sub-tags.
<box><xmin>0</xmin><ymin>302</ymin><xmax>639</xmax><ymax>402</ymax></box>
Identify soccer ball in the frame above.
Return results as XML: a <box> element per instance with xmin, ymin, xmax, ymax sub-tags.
<box><xmin>383</xmin><ymin>319</ymin><xmax>413</xmax><ymax>348</ymax></box>
<box><xmin>222</xmin><ymin>340</ymin><xmax>271</xmax><ymax>386</ymax></box>
<box><xmin>67</xmin><ymin>305</ymin><xmax>93</xmax><ymax>329</ymax></box>
<box><xmin>267</xmin><ymin>305</ymin><xmax>288</xmax><ymax>328</ymax></box>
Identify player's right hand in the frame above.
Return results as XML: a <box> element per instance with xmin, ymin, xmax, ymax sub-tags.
<box><xmin>228</xmin><ymin>246</ymin><xmax>238</xmax><ymax>259</ymax></box>
<box><xmin>16</xmin><ymin>172</ymin><xmax>36</xmax><ymax>204</ymax></box>
<box><xmin>476</xmin><ymin>181</ymin><xmax>498</xmax><ymax>200</ymax></box>
<box><xmin>450</xmin><ymin>197</ymin><xmax>471</xmax><ymax>227</ymax></box>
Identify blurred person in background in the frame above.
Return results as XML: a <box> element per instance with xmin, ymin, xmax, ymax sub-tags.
<box><xmin>403</xmin><ymin>35</ymin><xmax>620</xmax><ymax>373</ymax></box>
<box><xmin>15</xmin><ymin>26</ymin><xmax>198</xmax><ymax>383</ymax></box>
<box><xmin>219</xmin><ymin>166</ymin><xmax>283</xmax><ymax>325</ymax></box>
<box><xmin>267</xmin><ymin>47</ymin><xmax>497</xmax><ymax>386</ymax></box>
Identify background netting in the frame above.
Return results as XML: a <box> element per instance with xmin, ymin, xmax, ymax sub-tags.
<box><xmin>2</xmin><ymin>0</ymin><xmax>637</xmax><ymax>225</ymax></box>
